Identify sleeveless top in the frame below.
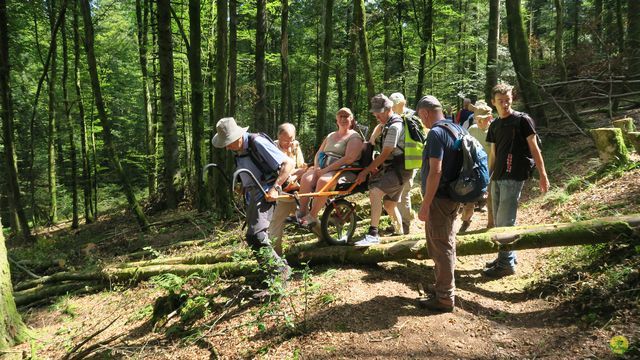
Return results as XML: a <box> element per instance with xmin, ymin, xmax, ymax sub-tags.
<box><xmin>324</xmin><ymin>131</ymin><xmax>362</xmax><ymax>159</ymax></box>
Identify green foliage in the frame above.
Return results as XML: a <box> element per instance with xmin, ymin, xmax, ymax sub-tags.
<box><xmin>51</xmin><ymin>295</ymin><xmax>78</xmax><ymax>318</ymax></box>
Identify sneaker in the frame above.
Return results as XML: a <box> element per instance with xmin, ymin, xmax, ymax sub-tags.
<box><xmin>459</xmin><ymin>220</ymin><xmax>471</xmax><ymax>233</ymax></box>
<box><xmin>354</xmin><ymin>234</ymin><xmax>380</xmax><ymax>247</ymax></box>
<box><xmin>482</xmin><ymin>265</ymin><xmax>516</xmax><ymax>278</ymax></box>
<box><xmin>418</xmin><ymin>296</ymin><xmax>454</xmax><ymax>313</ymax></box>
<box><xmin>410</xmin><ymin>239</ymin><xmax>427</xmax><ymax>252</ymax></box>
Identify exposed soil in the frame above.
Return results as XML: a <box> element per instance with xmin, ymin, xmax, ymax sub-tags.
<box><xmin>7</xmin><ymin>121</ymin><xmax>640</xmax><ymax>359</ymax></box>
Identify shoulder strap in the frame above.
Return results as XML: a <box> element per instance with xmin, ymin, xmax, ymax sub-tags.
<box><xmin>435</xmin><ymin>122</ymin><xmax>463</xmax><ymax>140</ymax></box>
<box><xmin>246</xmin><ymin>133</ymin><xmax>278</xmax><ymax>176</ymax></box>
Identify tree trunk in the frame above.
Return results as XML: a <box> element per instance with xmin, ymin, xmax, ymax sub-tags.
<box><xmin>136</xmin><ymin>0</ymin><xmax>157</xmax><ymax>197</ymax></box>
<box><xmin>590</xmin><ymin>128</ymin><xmax>630</xmax><ymax>164</ymax></box>
<box><xmin>48</xmin><ymin>0</ymin><xmax>58</xmax><ymax>224</ymax></box>
<box><xmin>572</xmin><ymin>0</ymin><xmax>579</xmax><ymax>51</ymax></box>
<box><xmin>228</xmin><ymin>0</ymin><xmax>237</xmax><ymax>117</ymax></box>
<box><xmin>505</xmin><ymin>0</ymin><xmax>547</xmax><ymax>126</ymax></box>
<box><xmin>0</xmin><ymin>214</ymin><xmax>28</xmax><ymax>348</ymax></box>
<box><xmin>484</xmin><ymin>0</ymin><xmax>499</xmax><ymax>104</ymax></box>
<box><xmin>212</xmin><ymin>0</ymin><xmax>232</xmax><ymax>218</ymax></box>
<box><xmin>280</xmin><ymin>0</ymin><xmax>291</xmax><ymax>123</ymax></box>
<box><xmin>336</xmin><ymin>67</ymin><xmax>343</xmax><ymax>109</ymax></box>
<box><xmin>354</xmin><ymin>0</ymin><xmax>376</xmax><ymax>131</ymax></box>
<box><xmin>615</xmin><ymin>0</ymin><xmax>624</xmax><ymax>53</ymax></box>
<box><xmin>553</xmin><ymin>0</ymin><xmax>583</xmax><ymax>129</ymax></box>
<box><xmin>594</xmin><ymin>0</ymin><xmax>603</xmax><ymax>49</ymax></box>
<box><xmin>61</xmin><ymin>6</ymin><xmax>79</xmax><ymax>229</ymax></box>
<box><xmin>397</xmin><ymin>1</ymin><xmax>406</xmax><ymax>95</ymax></box>
<box><xmin>316</xmin><ymin>0</ymin><xmax>334</xmax><ymax>146</ymax></box>
<box><xmin>285</xmin><ymin>217</ymin><xmax>639</xmax><ymax>266</ymax></box>
<box><xmin>0</xmin><ymin>0</ymin><xmax>31</xmax><ymax>240</ymax></box>
<box><xmin>254</xmin><ymin>0</ymin><xmax>268</xmax><ymax>133</ymax></box>
<box><xmin>413</xmin><ymin>0</ymin><xmax>432</xmax><ymax>105</ymax></box>
<box><xmin>626</xmin><ymin>0</ymin><xmax>640</xmax><ymax>87</ymax></box>
<box><xmin>187</xmin><ymin>0</ymin><xmax>206</xmax><ymax>211</ymax></box>
<box><xmin>382</xmin><ymin>1</ymin><xmax>391</xmax><ymax>88</ymax></box>
<box><xmin>157</xmin><ymin>0</ymin><xmax>179</xmax><ymax>209</ymax></box>
<box><xmin>72</xmin><ymin>0</ymin><xmax>93</xmax><ymax>224</ymax></box>
<box><xmin>14</xmin><ymin>215</ymin><xmax>640</xmax><ymax>307</ymax></box>
<box><xmin>345</xmin><ymin>5</ymin><xmax>357</xmax><ymax>111</ymax></box>
<box><xmin>79</xmin><ymin>0</ymin><xmax>149</xmax><ymax>229</ymax></box>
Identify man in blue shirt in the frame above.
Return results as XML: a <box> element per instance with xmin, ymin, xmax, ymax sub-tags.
<box><xmin>212</xmin><ymin>117</ymin><xmax>294</xmax><ymax>293</ymax></box>
<box><xmin>416</xmin><ymin>95</ymin><xmax>464</xmax><ymax>313</ymax></box>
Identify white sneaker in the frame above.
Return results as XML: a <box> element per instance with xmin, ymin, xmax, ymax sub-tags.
<box><xmin>354</xmin><ymin>234</ymin><xmax>380</xmax><ymax>247</ymax></box>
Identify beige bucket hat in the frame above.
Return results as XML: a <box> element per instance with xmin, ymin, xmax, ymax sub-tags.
<box><xmin>211</xmin><ymin>117</ymin><xmax>249</xmax><ymax>148</ymax></box>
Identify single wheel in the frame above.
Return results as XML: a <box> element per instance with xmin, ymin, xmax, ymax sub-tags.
<box><xmin>320</xmin><ymin>199</ymin><xmax>357</xmax><ymax>245</ymax></box>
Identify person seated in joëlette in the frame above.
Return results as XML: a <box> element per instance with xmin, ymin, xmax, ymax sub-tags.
<box><xmin>296</xmin><ymin>107</ymin><xmax>364</xmax><ymax>227</ymax></box>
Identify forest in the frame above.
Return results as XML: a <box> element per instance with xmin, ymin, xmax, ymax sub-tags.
<box><xmin>1</xmin><ymin>0</ymin><xmax>639</xmax><ymax>358</ymax></box>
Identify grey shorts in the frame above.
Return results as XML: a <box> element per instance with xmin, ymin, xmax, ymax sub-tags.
<box><xmin>369</xmin><ymin>167</ymin><xmax>413</xmax><ymax>202</ymax></box>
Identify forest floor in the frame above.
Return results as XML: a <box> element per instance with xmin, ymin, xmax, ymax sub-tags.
<box><xmin>7</xmin><ymin>113</ymin><xmax>640</xmax><ymax>359</ymax></box>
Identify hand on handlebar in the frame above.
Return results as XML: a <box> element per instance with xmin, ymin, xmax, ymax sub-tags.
<box><xmin>265</xmin><ymin>187</ymin><xmax>279</xmax><ymax>202</ymax></box>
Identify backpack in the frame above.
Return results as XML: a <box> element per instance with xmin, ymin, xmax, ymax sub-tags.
<box><xmin>382</xmin><ymin>114</ymin><xmax>427</xmax><ymax>171</ymax></box>
<box><xmin>236</xmin><ymin>132</ymin><xmax>280</xmax><ymax>183</ymax></box>
<box><xmin>435</xmin><ymin>123</ymin><xmax>490</xmax><ymax>203</ymax></box>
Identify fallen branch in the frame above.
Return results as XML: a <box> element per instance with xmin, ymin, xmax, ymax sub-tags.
<box><xmin>63</xmin><ymin>316</ymin><xmax>120</xmax><ymax>360</ymax></box>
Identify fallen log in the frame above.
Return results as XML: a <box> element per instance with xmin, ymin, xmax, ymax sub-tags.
<box><xmin>13</xmin><ymin>215</ymin><xmax>639</xmax><ymax>306</ymax></box>
<box><xmin>285</xmin><ymin>216</ymin><xmax>640</xmax><ymax>265</ymax></box>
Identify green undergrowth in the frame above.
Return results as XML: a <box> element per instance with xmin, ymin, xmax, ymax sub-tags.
<box><xmin>527</xmin><ymin>237</ymin><xmax>640</xmax><ymax>328</ymax></box>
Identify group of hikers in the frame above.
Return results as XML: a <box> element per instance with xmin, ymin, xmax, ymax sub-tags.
<box><xmin>211</xmin><ymin>83</ymin><xmax>549</xmax><ymax>311</ymax></box>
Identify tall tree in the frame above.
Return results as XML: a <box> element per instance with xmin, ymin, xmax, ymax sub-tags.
<box><xmin>79</xmin><ymin>0</ymin><xmax>149</xmax><ymax>229</ymax></box>
<box><xmin>554</xmin><ymin>0</ymin><xmax>583</xmax><ymax>128</ymax></box>
<box><xmin>156</xmin><ymin>0</ymin><xmax>179</xmax><ymax>209</ymax></box>
<box><xmin>0</xmin><ymin>214</ymin><xmax>28</xmax><ymax>349</ymax></box>
<box><xmin>48</xmin><ymin>0</ymin><xmax>59</xmax><ymax>223</ymax></box>
<box><xmin>345</xmin><ymin>4</ymin><xmax>358</xmax><ymax>111</ymax></box>
<box><xmin>316</xmin><ymin>0</ymin><xmax>334</xmax><ymax>146</ymax></box>
<box><xmin>188</xmin><ymin>0</ymin><xmax>205</xmax><ymax>211</ymax></box>
<box><xmin>212</xmin><ymin>0</ymin><xmax>232</xmax><ymax>218</ymax></box>
<box><xmin>72</xmin><ymin>0</ymin><xmax>93</xmax><ymax>223</ymax></box>
<box><xmin>0</xmin><ymin>0</ymin><xmax>31</xmax><ymax>239</ymax></box>
<box><xmin>412</xmin><ymin>0</ymin><xmax>433</xmax><ymax>105</ymax></box>
<box><xmin>505</xmin><ymin>0</ymin><xmax>547</xmax><ymax>126</ymax></box>
<box><xmin>626</xmin><ymin>0</ymin><xmax>640</xmax><ymax>86</ymax></box>
<box><xmin>280</xmin><ymin>0</ymin><xmax>292</xmax><ymax>123</ymax></box>
<box><xmin>228</xmin><ymin>0</ymin><xmax>237</xmax><ymax>117</ymax></box>
<box><xmin>60</xmin><ymin>4</ymin><xmax>79</xmax><ymax>228</ymax></box>
<box><xmin>254</xmin><ymin>0</ymin><xmax>268</xmax><ymax>132</ymax></box>
<box><xmin>615</xmin><ymin>0</ymin><xmax>624</xmax><ymax>53</ymax></box>
<box><xmin>484</xmin><ymin>0</ymin><xmax>499</xmax><ymax>103</ymax></box>
<box><xmin>135</xmin><ymin>0</ymin><xmax>157</xmax><ymax>196</ymax></box>
<box><xmin>354</xmin><ymin>0</ymin><xmax>376</xmax><ymax>130</ymax></box>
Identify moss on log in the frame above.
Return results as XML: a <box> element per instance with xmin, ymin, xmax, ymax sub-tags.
<box><xmin>13</xmin><ymin>215</ymin><xmax>639</xmax><ymax>307</ymax></box>
<box><xmin>612</xmin><ymin>118</ymin><xmax>637</xmax><ymax>150</ymax></box>
<box><xmin>628</xmin><ymin>132</ymin><xmax>640</xmax><ymax>153</ymax></box>
<box><xmin>0</xmin><ymin>219</ymin><xmax>28</xmax><ymax>349</ymax></box>
<box><xmin>284</xmin><ymin>216</ymin><xmax>639</xmax><ymax>265</ymax></box>
<box><xmin>591</xmin><ymin>128</ymin><xmax>630</xmax><ymax>164</ymax></box>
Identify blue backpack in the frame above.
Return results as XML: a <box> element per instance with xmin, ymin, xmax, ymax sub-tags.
<box><xmin>436</xmin><ymin>123</ymin><xmax>490</xmax><ymax>203</ymax></box>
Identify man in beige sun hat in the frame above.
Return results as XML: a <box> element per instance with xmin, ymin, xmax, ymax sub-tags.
<box><xmin>212</xmin><ymin>117</ymin><xmax>294</xmax><ymax>294</ymax></box>
<box><xmin>459</xmin><ymin>100</ymin><xmax>494</xmax><ymax>233</ymax></box>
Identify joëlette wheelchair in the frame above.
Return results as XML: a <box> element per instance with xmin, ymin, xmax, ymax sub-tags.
<box><xmin>204</xmin><ymin>163</ymin><xmax>368</xmax><ymax>245</ymax></box>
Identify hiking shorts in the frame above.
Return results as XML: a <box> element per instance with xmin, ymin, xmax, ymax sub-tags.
<box><xmin>369</xmin><ymin>167</ymin><xmax>413</xmax><ymax>202</ymax></box>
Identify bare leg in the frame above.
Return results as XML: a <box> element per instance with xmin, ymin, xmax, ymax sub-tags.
<box><xmin>297</xmin><ymin>170</ymin><xmax>315</xmax><ymax>216</ymax></box>
<box><xmin>383</xmin><ymin>199</ymin><xmax>402</xmax><ymax>234</ymax></box>
<box><xmin>309</xmin><ymin>173</ymin><xmax>333</xmax><ymax>218</ymax></box>
<box><xmin>370</xmin><ymin>187</ymin><xmax>385</xmax><ymax>228</ymax></box>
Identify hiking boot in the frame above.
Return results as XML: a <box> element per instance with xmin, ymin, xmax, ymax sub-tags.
<box><xmin>482</xmin><ymin>265</ymin><xmax>516</xmax><ymax>278</ymax></box>
<box><xmin>459</xmin><ymin>220</ymin><xmax>471</xmax><ymax>233</ymax></box>
<box><xmin>418</xmin><ymin>296</ymin><xmax>454</xmax><ymax>313</ymax></box>
<box><xmin>402</xmin><ymin>222</ymin><xmax>411</xmax><ymax>235</ymax></box>
<box><xmin>484</xmin><ymin>258</ymin><xmax>518</xmax><ymax>268</ymax></box>
<box><xmin>354</xmin><ymin>234</ymin><xmax>380</xmax><ymax>248</ymax></box>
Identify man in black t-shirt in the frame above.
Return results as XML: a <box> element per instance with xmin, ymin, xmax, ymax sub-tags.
<box><xmin>484</xmin><ymin>84</ymin><xmax>550</xmax><ymax>278</ymax></box>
